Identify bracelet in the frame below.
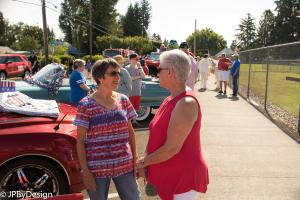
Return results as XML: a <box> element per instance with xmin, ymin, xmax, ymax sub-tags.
<box><xmin>138</xmin><ymin>68</ymin><xmax>142</xmax><ymax>69</ymax></box>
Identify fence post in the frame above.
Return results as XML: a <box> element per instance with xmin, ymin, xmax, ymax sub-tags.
<box><xmin>247</xmin><ymin>53</ymin><xmax>252</xmax><ymax>99</ymax></box>
<box><xmin>264</xmin><ymin>47</ymin><xmax>270</xmax><ymax>111</ymax></box>
<box><xmin>298</xmin><ymin>106</ymin><xmax>300</xmax><ymax>134</ymax></box>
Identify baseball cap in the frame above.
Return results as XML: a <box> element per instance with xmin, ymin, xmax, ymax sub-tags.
<box><xmin>129</xmin><ymin>53</ymin><xmax>138</xmax><ymax>59</ymax></box>
<box><xmin>179</xmin><ymin>42</ymin><xmax>188</xmax><ymax>49</ymax></box>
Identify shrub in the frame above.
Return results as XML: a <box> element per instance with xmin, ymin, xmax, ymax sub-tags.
<box><xmin>38</xmin><ymin>55</ymin><xmax>61</xmax><ymax>68</ymax></box>
<box><xmin>58</xmin><ymin>54</ymin><xmax>74</xmax><ymax>65</ymax></box>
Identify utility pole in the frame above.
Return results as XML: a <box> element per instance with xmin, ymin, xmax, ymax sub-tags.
<box><xmin>89</xmin><ymin>0</ymin><xmax>93</xmax><ymax>57</ymax></box>
<box><xmin>194</xmin><ymin>19</ymin><xmax>196</xmax><ymax>56</ymax></box>
<box><xmin>41</xmin><ymin>0</ymin><xmax>49</xmax><ymax>64</ymax></box>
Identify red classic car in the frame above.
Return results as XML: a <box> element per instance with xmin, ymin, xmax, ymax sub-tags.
<box><xmin>145</xmin><ymin>52</ymin><xmax>160</xmax><ymax>76</ymax></box>
<box><xmin>0</xmin><ymin>103</ymin><xmax>83</xmax><ymax>197</ymax></box>
<box><xmin>0</xmin><ymin>54</ymin><xmax>32</xmax><ymax>80</ymax></box>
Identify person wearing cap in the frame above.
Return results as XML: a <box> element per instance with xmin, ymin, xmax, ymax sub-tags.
<box><xmin>217</xmin><ymin>53</ymin><xmax>232</xmax><ymax>95</ymax></box>
<box><xmin>179</xmin><ymin>42</ymin><xmax>198</xmax><ymax>90</ymax></box>
<box><xmin>125</xmin><ymin>53</ymin><xmax>146</xmax><ymax>111</ymax></box>
<box><xmin>230</xmin><ymin>53</ymin><xmax>240</xmax><ymax>97</ymax></box>
<box><xmin>113</xmin><ymin>55</ymin><xmax>132</xmax><ymax>97</ymax></box>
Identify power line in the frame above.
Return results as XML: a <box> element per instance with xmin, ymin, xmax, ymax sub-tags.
<box><xmin>9</xmin><ymin>0</ymin><xmax>112</xmax><ymax>36</ymax></box>
<box><xmin>11</xmin><ymin>0</ymin><xmax>40</xmax><ymax>6</ymax></box>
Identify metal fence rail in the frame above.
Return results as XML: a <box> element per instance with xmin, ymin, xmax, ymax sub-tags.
<box><xmin>238</xmin><ymin>41</ymin><xmax>300</xmax><ymax>137</ymax></box>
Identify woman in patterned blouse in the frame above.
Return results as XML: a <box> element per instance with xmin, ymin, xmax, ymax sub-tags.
<box><xmin>74</xmin><ymin>58</ymin><xmax>140</xmax><ymax>200</ymax></box>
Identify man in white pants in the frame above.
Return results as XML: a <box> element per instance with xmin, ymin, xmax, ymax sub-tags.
<box><xmin>198</xmin><ymin>54</ymin><xmax>210</xmax><ymax>90</ymax></box>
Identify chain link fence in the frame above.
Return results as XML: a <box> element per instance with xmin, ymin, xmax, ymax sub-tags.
<box><xmin>238</xmin><ymin>41</ymin><xmax>300</xmax><ymax>140</ymax></box>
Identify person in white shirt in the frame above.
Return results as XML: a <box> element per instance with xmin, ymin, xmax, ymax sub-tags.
<box><xmin>198</xmin><ymin>54</ymin><xmax>211</xmax><ymax>90</ymax></box>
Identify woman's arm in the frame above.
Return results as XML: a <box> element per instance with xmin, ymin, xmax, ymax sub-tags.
<box><xmin>128</xmin><ymin>121</ymin><xmax>138</xmax><ymax>177</ymax></box>
<box><xmin>138</xmin><ymin>97</ymin><xmax>198</xmax><ymax>168</ymax></box>
<box><xmin>77</xmin><ymin>126</ymin><xmax>96</xmax><ymax>191</ymax></box>
<box><xmin>128</xmin><ymin>121</ymin><xmax>138</xmax><ymax>159</ymax></box>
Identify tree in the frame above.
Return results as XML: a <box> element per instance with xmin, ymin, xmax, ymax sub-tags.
<box><xmin>140</xmin><ymin>0</ymin><xmax>151</xmax><ymax>37</ymax></box>
<box><xmin>11</xmin><ymin>35</ymin><xmax>41</xmax><ymax>51</ymax></box>
<box><xmin>121</xmin><ymin>3</ymin><xmax>141</xmax><ymax>36</ymax></box>
<box><xmin>186</xmin><ymin>28</ymin><xmax>227</xmax><ymax>56</ymax></box>
<box><xmin>0</xmin><ymin>12</ymin><xmax>4</xmax><ymax>39</ymax></box>
<box><xmin>230</xmin><ymin>40</ymin><xmax>238</xmax><ymax>51</ymax></box>
<box><xmin>59</xmin><ymin>0</ymin><xmax>119</xmax><ymax>53</ymax></box>
<box><xmin>256</xmin><ymin>9</ymin><xmax>275</xmax><ymax>47</ymax></box>
<box><xmin>272</xmin><ymin>0</ymin><xmax>300</xmax><ymax>43</ymax></box>
<box><xmin>236</xmin><ymin>13</ymin><xmax>257</xmax><ymax>50</ymax></box>
<box><xmin>151</xmin><ymin>33</ymin><xmax>162</xmax><ymax>42</ymax></box>
<box><xmin>121</xmin><ymin>0</ymin><xmax>151</xmax><ymax>37</ymax></box>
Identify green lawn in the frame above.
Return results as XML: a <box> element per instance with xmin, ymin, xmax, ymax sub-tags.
<box><xmin>239</xmin><ymin>64</ymin><xmax>300</xmax><ymax>115</ymax></box>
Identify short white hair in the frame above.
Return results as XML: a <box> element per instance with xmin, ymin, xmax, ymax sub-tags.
<box><xmin>73</xmin><ymin>59</ymin><xmax>86</xmax><ymax>69</ymax></box>
<box><xmin>159</xmin><ymin>49</ymin><xmax>190</xmax><ymax>83</ymax></box>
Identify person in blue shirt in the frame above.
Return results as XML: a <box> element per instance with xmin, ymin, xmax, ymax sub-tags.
<box><xmin>69</xmin><ymin>59</ymin><xmax>90</xmax><ymax>105</ymax></box>
<box><xmin>230</xmin><ymin>53</ymin><xmax>241</xmax><ymax>97</ymax></box>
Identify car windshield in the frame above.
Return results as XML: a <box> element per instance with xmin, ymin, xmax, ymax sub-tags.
<box><xmin>103</xmin><ymin>49</ymin><xmax>122</xmax><ymax>58</ymax></box>
<box><xmin>32</xmin><ymin>63</ymin><xmax>65</xmax><ymax>85</ymax></box>
<box><xmin>0</xmin><ymin>56</ymin><xmax>7</xmax><ymax>64</ymax></box>
<box><xmin>150</xmin><ymin>53</ymin><xmax>160</xmax><ymax>61</ymax></box>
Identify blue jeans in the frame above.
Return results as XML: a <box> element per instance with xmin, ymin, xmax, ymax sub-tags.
<box><xmin>232</xmin><ymin>75</ymin><xmax>239</xmax><ymax>96</ymax></box>
<box><xmin>87</xmin><ymin>172</ymin><xmax>140</xmax><ymax>200</ymax></box>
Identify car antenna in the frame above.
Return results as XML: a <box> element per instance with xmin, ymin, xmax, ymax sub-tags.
<box><xmin>54</xmin><ymin>105</ymin><xmax>74</xmax><ymax>131</ymax></box>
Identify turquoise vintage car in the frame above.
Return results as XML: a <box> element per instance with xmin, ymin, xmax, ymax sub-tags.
<box><xmin>16</xmin><ymin>63</ymin><xmax>169</xmax><ymax>121</ymax></box>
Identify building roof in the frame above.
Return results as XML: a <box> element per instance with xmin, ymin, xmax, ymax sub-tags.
<box><xmin>0</xmin><ymin>46</ymin><xmax>14</xmax><ymax>53</ymax></box>
<box><xmin>214</xmin><ymin>48</ymin><xmax>235</xmax><ymax>57</ymax></box>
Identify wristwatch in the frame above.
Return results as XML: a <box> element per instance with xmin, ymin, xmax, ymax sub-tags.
<box><xmin>138</xmin><ymin>67</ymin><xmax>142</xmax><ymax>69</ymax></box>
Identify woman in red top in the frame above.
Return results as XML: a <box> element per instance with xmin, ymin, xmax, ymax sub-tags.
<box><xmin>137</xmin><ymin>49</ymin><xmax>209</xmax><ymax>200</ymax></box>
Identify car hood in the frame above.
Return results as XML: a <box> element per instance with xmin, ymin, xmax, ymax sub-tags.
<box><xmin>0</xmin><ymin>103</ymin><xmax>77</xmax><ymax>136</ymax></box>
<box><xmin>15</xmin><ymin>81</ymin><xmax>33</xmax><ymax>88</ymax></box>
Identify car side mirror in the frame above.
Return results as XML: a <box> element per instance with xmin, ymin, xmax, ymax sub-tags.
<box><xmin>6</xmin><ymin>61</ymin><xmax>12</xmax><ymax>64</ymax></box>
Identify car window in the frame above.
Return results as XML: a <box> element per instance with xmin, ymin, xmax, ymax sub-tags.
<box><xmin>0</xmin><ymin>56</ymin><xmax>7</xmax><ymax>64</ymax></box>
<box><xmin>12</xmin><ymin>56</ymin><xmax>22</xmax><ymax>62</ymax></box>
<box><xmin>103</xmin><ymin>49</ymin><xmax>122</xmax><ymax>58</ymax></box>
<box><xmin>150</xmin><ymin>53</ymin><xmax>160</xmax><ymax>61</ymax></box>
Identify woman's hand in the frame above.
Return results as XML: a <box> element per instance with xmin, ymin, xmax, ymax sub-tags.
<box><xmin>137</xmin><ymin>158</ymin><xmax>145</xmax><ymax>169</ymax></box>
<box><xmin>81</xmin><ymin>170</ymin><xmax>96</xmax><ymax>191</ymax></box>
<box><xmin>133</xmin><ymin>156</ymin><xmax>138</xmax><ymax>178</ymax></box>
<box><xmin>137</xmin><ymin>167</ymin><xmax>146</xmax><ymax>178</ymax></box>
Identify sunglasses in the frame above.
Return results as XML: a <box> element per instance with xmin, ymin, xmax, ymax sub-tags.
<box><xmin>157</xmin><ymin>67</ymin><xmax>169</xmax><ymax>73</ymax></box>
<box><xmin>105</xmin><ymin>71</ymin><xmax>122</xmax><ymax>77</ymax></box>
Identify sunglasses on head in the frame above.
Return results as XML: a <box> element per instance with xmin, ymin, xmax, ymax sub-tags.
<box><xmin>105</xmin><ymin>71</ymin><xmax>122</xmax><ymax>77</ymax></box>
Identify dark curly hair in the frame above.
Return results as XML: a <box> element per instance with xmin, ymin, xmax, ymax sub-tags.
<box><xmin>92</xmin><ymin>58</ymin><xmax>120</xmax><ymax>85</ymax></box>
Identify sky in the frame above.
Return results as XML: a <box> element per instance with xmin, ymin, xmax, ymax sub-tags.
<box><xmin>0</xmin><ymin>0</ymin><xmax>277</xmax><ymax>46</ymax></box>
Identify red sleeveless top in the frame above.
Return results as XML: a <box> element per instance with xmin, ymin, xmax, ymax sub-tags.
<box><xmin>147</xmin><ymin>90</ymin><xmax>209</xmax><ymax>200</ymax></box>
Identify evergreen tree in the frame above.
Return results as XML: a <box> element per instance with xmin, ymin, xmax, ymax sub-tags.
<box><xmin>121</xmin><ymin>0</ymin><xmax>151</xmax><ymax>37</ymax></box>
<box><xmin>236</xmin><ymin>13</ymin><xmax>257</xmax><ymax>50</ymax></box>
<box><xmin>122</xmin><ymin>3</ymin><xmax>142</xmax><ymax>36</ymax></box>
<box><xmin>140</xmin><ymin>0</ymin><xmax>151</xmax><ymax>37</ymax></box>
<box><xmin>256</xmin><ymin>9</ymin><xmax>275</xmax><ymax>47</ymax></box>
<box><xmin>273</xmin><ymin>0</ymin><xmax>300</xmax><ymax>43</ymax></box>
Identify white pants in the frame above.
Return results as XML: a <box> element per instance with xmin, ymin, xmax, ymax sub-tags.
<box><xmin>200</xmin><ymin>72</ymin><xmax>208</xmax><ymax>88</ymax></box>
<box><xmin>174</xmin><ymin>190</ymin><xmax>198</xmax><ymax>200</ymax></box>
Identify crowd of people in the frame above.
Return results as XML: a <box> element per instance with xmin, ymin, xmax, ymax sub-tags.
<box><xmin>68</xmin><ymin>43</ymin><xmax>240</xmax><ymax>200</ymax></box>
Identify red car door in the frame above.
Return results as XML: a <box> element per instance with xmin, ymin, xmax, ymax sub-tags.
<box><xmin>13</xmin><ymin>56</ymin><xmax>25</xmax><ymax>76</ymax></box>
<box><xmin>5</xmin><ymin>56</ymin><xmax>16</xmax><ymax>76</ymax></box>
